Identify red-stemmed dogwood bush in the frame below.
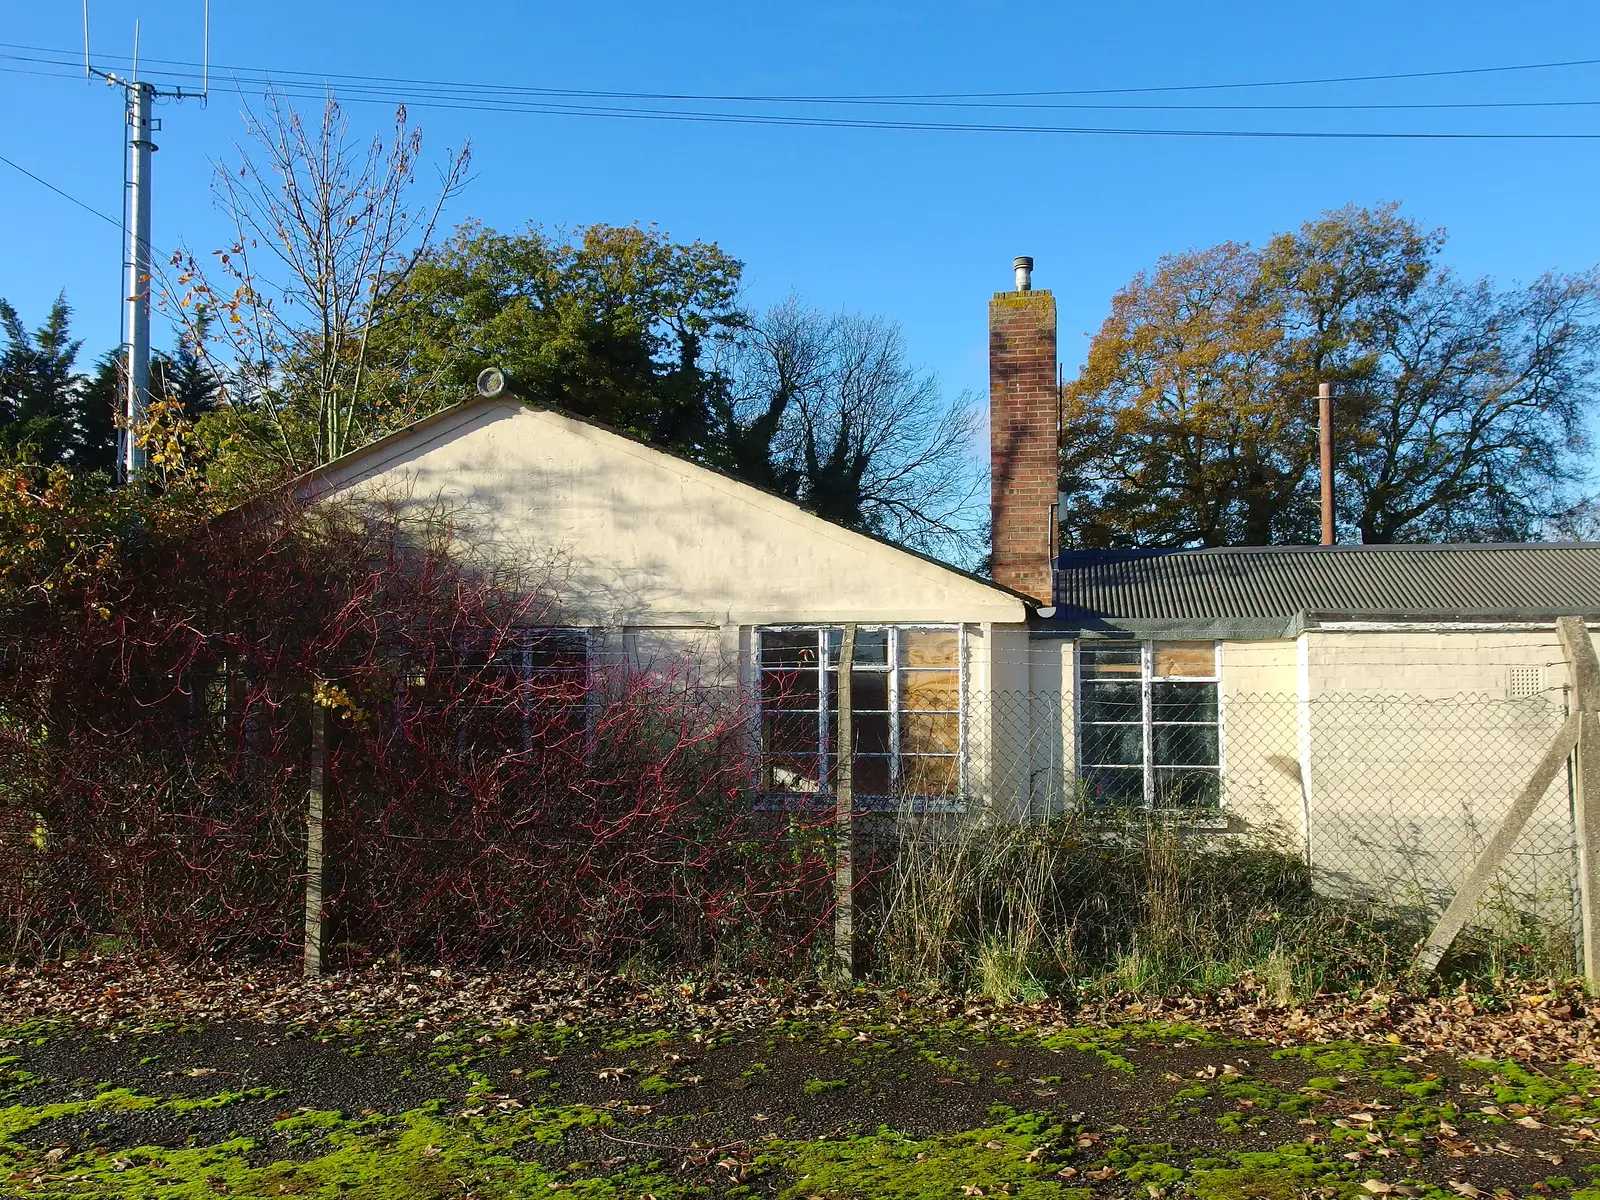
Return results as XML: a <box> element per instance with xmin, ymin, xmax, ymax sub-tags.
<box><xmin>0</xmin><ymin>490</ymin><xmax>833</xmax><ymax>967</ymax></box>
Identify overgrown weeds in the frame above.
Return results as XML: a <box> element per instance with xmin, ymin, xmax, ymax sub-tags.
<box><xmin>871</xmin><ymin>811</ymin><xmax>1569</xmax><ymax>1002</ymax></box>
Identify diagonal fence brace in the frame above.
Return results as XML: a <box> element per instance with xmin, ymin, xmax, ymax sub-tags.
<box><xmin>1414</xmin><ymin>616</ymin><xmax>1599</xmax><ymax>981</ymax></box>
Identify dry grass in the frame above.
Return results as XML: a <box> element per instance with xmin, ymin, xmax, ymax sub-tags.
<box><xmin>869</xmin><ymin>810</ymin><xmax>1569</xmax><ymax>1001</ymax></box>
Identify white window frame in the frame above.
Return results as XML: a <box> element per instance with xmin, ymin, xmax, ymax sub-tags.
<box><xmin>1074</xmin><ymin>639</ymin><xmax>1223</xmax><ymax>811</ymax></box>
<box><xmin>753</xmin><ymin>624</ymin><xmax>966</xmax><ymax>807</ymax></box>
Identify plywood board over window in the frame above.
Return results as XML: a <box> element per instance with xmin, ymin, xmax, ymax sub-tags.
<box><xmin>757</xmin><ymin>625</ymin><xmax>964</xmax><ymax>807</ymax></box>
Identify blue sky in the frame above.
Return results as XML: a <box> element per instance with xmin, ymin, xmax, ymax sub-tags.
<box><xmin>3</xmin><ymin>1</ymin><xmax>1600</xmax><ymax>416</ymax></box>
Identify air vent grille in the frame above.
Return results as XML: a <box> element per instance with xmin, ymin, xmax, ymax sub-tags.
<box><xmin>1508</xmin><ymin>665</ymin><xmax>1543</xmax><ymax>700</ymax></box>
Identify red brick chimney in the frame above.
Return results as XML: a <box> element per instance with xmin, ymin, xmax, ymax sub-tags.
<box><xmin>989</xmin><ymin>256</ymin><xmax>1057</xmax><ymax>603</ymax></box>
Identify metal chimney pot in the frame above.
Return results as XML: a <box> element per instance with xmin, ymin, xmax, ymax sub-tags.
<box><xmin>1013</xmin><ymin>256</ymin><xmax>1034</xmax><ymax>292</ymax></box>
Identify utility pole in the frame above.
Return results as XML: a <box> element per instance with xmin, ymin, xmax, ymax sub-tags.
<box><xmin>84</xmin><ymin>4</ymin><xmax>209</xmax><ymax>482</ymax></box>
<box><xmin>123</xmin><ymin>79</ymin><xmax>156</xmax><ymax>479</ymax></box>
<box><xmin>1318</xmin><ymin>382</ymin><xmax>1335</xmax><ymax>546</ymax></box>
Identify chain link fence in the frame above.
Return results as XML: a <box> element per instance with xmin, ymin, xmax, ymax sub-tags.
<box><xmin>949</xmin><ymin>689</ymin><xmax>1578</xmax><ymax>944</ymax></box>
<box><xmin>0</xmin><ymin>674</ymin><xmax>1578</xmax><ymax>969</ymax></box>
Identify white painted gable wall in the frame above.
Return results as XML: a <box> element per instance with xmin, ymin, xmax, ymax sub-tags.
<box><xmin>299</xmin><ymin>398</ymin><xmax>1030</xmax><ymax>695</ymax></box>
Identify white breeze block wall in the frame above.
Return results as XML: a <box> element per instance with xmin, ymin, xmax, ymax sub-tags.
<box><xmin>1298</xmin><ymin>625</ymin><xmax>1580</xmax><ymax>917</ymax></box>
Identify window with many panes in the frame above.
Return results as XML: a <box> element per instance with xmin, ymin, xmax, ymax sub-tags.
<box><xmin>452</xmin><ymin>628</ymin><xmax>591</xmax><ymax>757</ymax></box>
<box><xmin>757</xmin><ymin>626</ymin><xmax>963</xmax><ymax>805</ymax></box>
<box><xmin>1077</xmin><ymin>640</ymin><xmax>1220</xmax><ymax>810</ymax></box>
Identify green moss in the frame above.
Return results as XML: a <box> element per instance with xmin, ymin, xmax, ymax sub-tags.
<box><xmin>1460</xmin><ymin>1057</ymin><xmax>1600</xmax><ymax>1120</ymax></box>
<box><xmin>916</xmin><ymin>1046</ymin><xmax>975</xmax><ymax>1080</ymax></box>
<box><xmin>168</xmin><ymin>1086</ymin><xmax>282</xmax><ymax>1113</ymax></box>
<box><xmin>802</xmin><ymin>1078</ymin><xmax>847</xmax><ymax>1095</ymax></box>
<box><xmin>636</xmin><ymin>1074</ymin><xmax>683</xmax><ymax>1094</ymax></box>
<box><xmin>600</xmin><ymin>1028</ymin><xmax>674</xmax><ymax>1053</ymax></box>
<box><xmin>761</xmin><ymin>1115</ymin><xmax>1077</xmax><ymax>1200</ymax></box>
<box><xmin>0</xmin><ymin>1086</ymin><xmax>158</xmax><ymax>1140</ymax></box>
<box><xmin>1035</xmin><ymin>1020</ymin><xmax>1218</xmax><ymax>1075</ymax></box>
<box><xmin>0</xmin><ymin>1098</ymin><xmax>653</xmax><ymax>1200</ymax></box>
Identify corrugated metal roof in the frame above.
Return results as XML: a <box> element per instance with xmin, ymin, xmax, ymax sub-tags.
<box><xmin>1050</xmin><ymin>543</ymin><xmax>1600</xmax><ymax>631</ymax></box>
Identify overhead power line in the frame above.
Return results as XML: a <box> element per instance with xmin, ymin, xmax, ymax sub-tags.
<box><xmin>9</xmin><ymin>50</ymin><xmax>1600</xmax><ymax>114</ymax></box>
<box><xmin>4</xmin><ymin>40</ymin><xmax>1600</xmax><ymax>102</ymax></box>
<box><xmin>0</xmin><ymin>151</ymin><xmax>122</xmax><ymax>229</ymax></box>
<box><xmin>3</xmin><ymin>43</ymin><xmax>1600</xmax><ymax>140</ymax></box>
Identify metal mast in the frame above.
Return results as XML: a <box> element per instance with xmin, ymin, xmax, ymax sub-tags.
<box><xmin>123</xmin><ymin>78</ymin><xmax>157</xmax><ymax>478</ymax></box>
<box><xmin>85</xmin><ymin>3</ymin><xmax>209</xmax><ymax>481</ymax></box>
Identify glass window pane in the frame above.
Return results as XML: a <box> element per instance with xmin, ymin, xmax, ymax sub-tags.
<box><xmin>831</xmin><ymin>709</ymin><xmax>890</xmax><ymax>755</ymax></box>
<box><xmin>1153</xmin><ymin>641</ymin><xmax>1215</xmax><ymax>678</ymax></box>
<box><xmin>1082</xmin><ymin>766</ymin><xmax>1144</xmax><ymax>809</ymax></box>
<box><xmin>1151</xmin><ymin>681</ymin><xmax>1218</xmax><ymax>724</ymax></box>
<box><xmin>1080</xmin><ymin>722</ymin><xmax>1143</xmax><ymax>766</ymax></box>
<box><xmin>1152</xmin><ymin>722</ymin><xmax>1219</xmax><ymax>767</ymax></box>
<box><xmin>1081</xmin><ymin>643</ymin><xmax>1142</xmax><ymax>678</ymax></box>
<box><xmin>852</xmin><ymin>755</ymin><xmax>891</xmax><ymax>796</ymax></box>
<box><xmin>901</xmin><ymin>754</ymin><xmax>960</xmax><ymax>796</ymax></box>
<box><xmin>762</xmin><ymin>630</ymin><xmax>820</xmax><ymax>669</ymax></box>
<box><xmin>849</xmin><ymin>671</ymin><xmax>889</xmax><ymax>713</ymax></box>
<box><xmin>900</xmin><ymin>669</ymin><xmax>960</xmax><ymax>711</ymax></box>
<box><xmin>903</xmin><ymin>711</ymin><xmax>959</xmax><ymax>755</ymax></box>
<box><xmin>1153</xmin><ymin>768</ymin><xmax>1220</xmax><ymax>809</ymax></box>
<box><xmin>764</xmin><ymin>711</ymin><xmax>821</xmax><ymax>757</ymax></box>
<box><xmin>823</xmin><ymin>628</ymin><xmax>890</xmax><ymax>666</ymax></box>
<box><xmin>853</xmin><ymin>629</ymin><xmax>889</xmax><ymax>666</ymax></box>
<box><xmin>1080</xmin><ymin>681</ymin><xmax>1142</xmax><ymax>724</ymax></box>
<box><xmin>899</xmin><ymin>629</ymin><xmax>959</xmax><ymax>668</ymax></box>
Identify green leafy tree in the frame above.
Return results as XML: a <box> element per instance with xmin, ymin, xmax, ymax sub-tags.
<box><xmin>154</xmin><ymin>310</ymin><xmax>221</xmax><ymax>420</ymax></box>
<box><xmin>76</xmin><ymin>350</ymin><xmax>122</xmax><ymax>475</ymax></box>
<box><xmin>0</xmin><ymin>293</ymin><xmax>87</xmax><ymax>466</ymax></box>
<box><xmin>1062</xmin><ymin>204</ymin><xmax>1600</xmax><ymax>546</ymax></box>
<box><xmin>365</xmin><ymin>221</ymin><xmax>745</xmax><ymax>456</ymax></box>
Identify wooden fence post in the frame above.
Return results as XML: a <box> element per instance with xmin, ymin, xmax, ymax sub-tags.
<box><xmin>1414</xmin><ymin>616</ymin><xmax>1598</xmax><ymax>982</ymax></box>
<box><xmin>303</xmin><ymin>688</ymin><xmax>328</xmax><ymax>979</ymax></box>
<box><xmin>834</xmin><ymin>624</ymin><xmax>856</xmax><ymax>978</ymax></box>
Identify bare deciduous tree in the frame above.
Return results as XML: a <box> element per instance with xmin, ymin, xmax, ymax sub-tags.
<box><xmin>719</xmin><ymin>298</ymin><xmax>984</xmax><ymax>561</ymax></box>
<box><xmin>176</xmin><ymin>93</ymin><xmax>470</xmax><ymax>476</ymax></box>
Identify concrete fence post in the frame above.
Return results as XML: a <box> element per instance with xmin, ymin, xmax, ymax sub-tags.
<box><xmin>303</xmin><ymin>687</ymin><xmax>328</xmax><ymax>979</ymax></box>
<box><xmin>1561</xmin><ymin>618</ymin><xmax>1600</xmax><ymax>991</ymax></box>
<box><xmin>834</xmin><ymin>624</ymin><xmax>857</xmax><ymax>978</ymax></box>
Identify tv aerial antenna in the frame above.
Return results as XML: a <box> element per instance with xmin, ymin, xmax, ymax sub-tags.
<box><xmin>83</xmin><ymin>0</ymin><xmax>210</xmax><ymax>481</ymax></box>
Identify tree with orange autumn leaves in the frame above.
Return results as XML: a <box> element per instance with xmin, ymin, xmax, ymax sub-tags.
<box><xmin>1061</xmin><ymin>204</ymin><xmax>1600</xmax><ymax>546</ymax></box>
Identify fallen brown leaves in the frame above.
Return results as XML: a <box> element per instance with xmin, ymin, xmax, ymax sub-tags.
<box><xmin>0</xmin><ymin>959</ymin><xmax>1591</xmax><ymax>1067</ymax></box>
<box><xmin>1090</xmin><ymin>981</ymin><xmax>1598</xmax><ymax>1067</ymax></box>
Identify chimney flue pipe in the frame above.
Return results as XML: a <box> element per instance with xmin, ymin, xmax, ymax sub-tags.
<box><xmin>1319</xmin><ymin>382</ymin><xmax>1335</xmax><ymax>546</ymax></box>
<box><xmin>1013</xmin><ymin>256</ymin><xmax>1034</xmax><ymax>292</ymax></box>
